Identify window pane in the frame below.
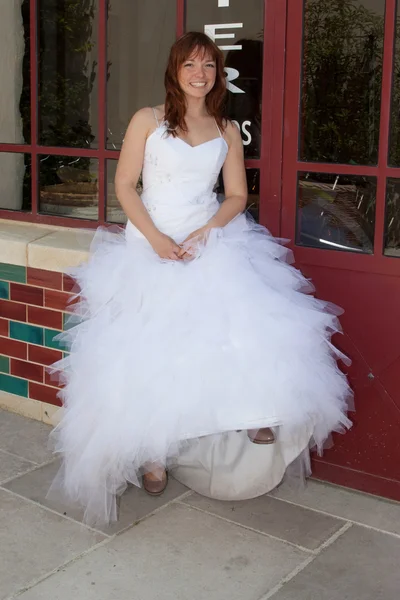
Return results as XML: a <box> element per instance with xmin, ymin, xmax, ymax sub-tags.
<box><xmin>39</xmin><ymin>155</ymin><xmax>98</xmax><ymax>219</ymax></box>
<box><xmin>384</xmin><ymin>179</ymin><xmax>400</xmax><ymax>257</ymax></box>
<box><xmin>39</xmin><ymin>0</ymin><xmax>98</xmax><ymax>148</ymax></box>
<box><xmin>107</xmin><ymin>1</ymin><xmax>176</xmax><ymax>150</ymax></box>
<box><xmin>0</xmin><ymin>153</ymin><xmax>31</xmax><ymax>211</ymax></box>
<box><xmin>301</xmin><ymin>0</ymin><xmax>384</xmax><ymax>165</ymax></box>
<box><xmin>0</xmin><ymin>1</ymin><xmax>30</xmax><ymax>144</ymax></box>
<box><xmin>185</xmin><ymin>0</ymin><xmax>264</xmax><ymax>159</ymax></box>
<box><xmin>216</xmin><ymin>168</ymin><xmax>260</xmax><ymax>222</ymax></box>
<box><xmin>297</xmin><ymin>172</ymin><xmax>376</xmax><ymax>253</ymax></box>
<box><xmin>106</xmin><ymin>159</ymin><xmax>142</xmax><ymax>224</ymax></box>
<box><xmin>389</xmin><ymin>2</ymin><xmax>400</xmax><ymax>166</ymax></box>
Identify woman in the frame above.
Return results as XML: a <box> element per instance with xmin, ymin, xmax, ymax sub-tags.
<box><xmin>49</xmin><ymin>32</ymin><xmax>352</xmax><ymax>525</ymax></box>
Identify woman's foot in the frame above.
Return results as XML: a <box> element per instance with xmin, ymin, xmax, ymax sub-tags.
<box><xmin>247</xmin><ymin>428</ymin><xmax>276</xmax><ymax>445</ymax></box>
<box><xmin>142</xmin><ymin>467</ymin><xmax>168</xmax><ymax>496</ymax></box>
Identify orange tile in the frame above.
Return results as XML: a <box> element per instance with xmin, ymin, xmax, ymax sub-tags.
<box><xmin>0</xmin><ymin>299</ymin><xmax>27</xmax><ymax>322</ymax></box>
<box><xmin>27</xmin><ymin>268</ymin><xmax>63</xmax><ymax>290</ymax></box>
<box><xmin>44</xmin><ymin>289</ymin><xmax>77</xmax><ymax>313</ymax></box>
<box><xmin>28</xmin><ymin>344</ymin><xmax>62</xmax><ymax>366</ymax></box>
<box><xmin>62</xmin><ymin>274</ymin><xmax>78</xmax><ymax>293</ymax></box>
<box><xmin>10</xmin><ymin>283</ymin><xmax>44</xmax><ymax>306</ymax></box>
<box><xmin>28</xmin><ymin>306</ymin><xmax>62</xmax><ymax>330</ymax></box>
<box><xmin>0</xmin><ymin>336</ymin><xmax>27</xmax><ymax>359</ymax></box>
<box><xmin>11</xmin><ymin>359</ymin><xmax>43</xmax><ymax>383</ymax></box>
<box><xmin>0</xmin><ymin>319</ymin><xmax>8</xmax><ymax>336</ymax></box>
<box><xmin>29</xmin><ymin>382</ymin><xmax>62</xmax><ymax>406</ymax></box>
<box><xmin>44</xmin><ymin>369</ymin><xmax>63</xmax><ymax>389</ymax></box>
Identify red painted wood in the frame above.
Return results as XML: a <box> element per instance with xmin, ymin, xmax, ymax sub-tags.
<box><xmin>282</xmin><ymin>0</ymin><xmax>400</xmax><ymax>500</ymax></box>
<box><xmin>0</xmin><ymin>300</ymin><xmax>27</xmax><ymax>322</ymax></box>
<box><xmin>27</xmin><ymin>268</ymin><xmax>63</xmax><ymax>290</ymax></box>
<box><xmin>11</xmin><ymin>358</ymin><xmax>43</xmax><ymax>383</ymax></box>
<box><xmin>44</xmin><ymin>369</ymin><xmax>63</xmax><ymax>389</ymax></box>
<box><xmin>28</xmin><ymin>344</ymin><xmax>62</xmax><ymax>366</ymax></box>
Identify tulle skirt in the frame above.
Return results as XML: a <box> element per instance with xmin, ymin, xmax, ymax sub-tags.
<box><xmin>48</xmin><ymin>213</ymin><xmax>352</xmax><ymax>525</ymax></box>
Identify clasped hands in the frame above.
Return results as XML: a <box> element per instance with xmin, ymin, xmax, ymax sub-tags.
<box><xmin>150</xmin><ymin>226</ymin><xmax>211</xmax><ymax>261</ymax></box>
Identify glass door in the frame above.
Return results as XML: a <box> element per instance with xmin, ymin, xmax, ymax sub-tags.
<box><xmin>282</xmin><ymin>0</ymin><xmax>400</xmax><ymax>500</ymax></box>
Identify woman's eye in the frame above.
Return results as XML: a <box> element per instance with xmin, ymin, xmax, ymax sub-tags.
<box><xmin>184</xmin><ymin>63</ymin><xmax>194</xmax><ymax>67</ymax></box>
<box><xmin>206</xmin><ymin>63</ymin><xmax>215</xmax><ymax>68</ymax></box>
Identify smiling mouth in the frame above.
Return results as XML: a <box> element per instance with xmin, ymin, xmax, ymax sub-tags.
<box><xmin>190</xmin><ymin>82</ymin><xmax>207</xmax><ymax>88</ymax></box>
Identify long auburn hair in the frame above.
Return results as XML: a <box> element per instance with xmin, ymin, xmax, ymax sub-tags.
<box><xmin>164</xmin><ymin>32</ymin><xmax>227</xmax><ymax>135</ymax></box>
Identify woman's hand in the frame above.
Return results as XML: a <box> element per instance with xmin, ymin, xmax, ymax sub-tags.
<box><xmin>178</xmin><ymin>226</ymin><xmax>211</xmax><ymax>260</ymax></box>
<box><xmin>149</xmin><ymin>231</ymin><xmax>182</xmax><ymax>261</ymax></box>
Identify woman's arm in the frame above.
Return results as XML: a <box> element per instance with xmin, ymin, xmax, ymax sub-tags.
<box><xmin>115</xmin><ymin>108</ymin><xmax>159</xmax><ymax>240</ymax></box>
<box><xmin>207</xmin><ymin>120</ymin><xmax>248</xmax><ymax>228</ymax></box>
<box><xmin>115</xmin><ymin>108</ymin><xmax>181</xmax><ymax>260</ymax></box>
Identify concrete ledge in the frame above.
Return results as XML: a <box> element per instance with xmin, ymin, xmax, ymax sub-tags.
<box><xmin>0</xmin><ymin>219</ymin><xmax>94</xmax><ymax>272</ymax></box>
<box><xmin>0</xmin><ymin>390</ymin><xmax>63</xmax><ymax>425</ymax></box>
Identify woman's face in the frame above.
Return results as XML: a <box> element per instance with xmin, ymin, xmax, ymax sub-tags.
<box><xmin>178</xmin><ymin>50</ymin><xmax>217</xmax><ymax>99</ymax></box>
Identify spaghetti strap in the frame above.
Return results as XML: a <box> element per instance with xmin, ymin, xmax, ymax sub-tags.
<box><xmin>152</xmin><ymin>107</ymin><xmax>160</xmax><ymax>127</ymax></box>
<box><xmin>214</xmin><ymin>118</ymin><xmax>223</xmax><ymax>137</ymax></box>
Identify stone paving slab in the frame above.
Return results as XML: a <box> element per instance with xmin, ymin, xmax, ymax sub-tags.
<box><xmin>270</xmin><ymin>478</ymin><xmax>400</xmax><ymax>536</ymax></box>
<box><xmin>15</xmin><ymin>503</ymin><xmax>308</xmax><ymax>600</ymax></box>
<box><xmin>0</xmin><ymin>449</ymin><xmax>36</xmax><ymax>484</ymax></box>
<box><xmin>3</xmin><ymin>459</ymin><xmax>189</xmax><ymax>535</ymax></box>
<box><xmin>270</xmin><ymin>524</ymin><xmax>400</xmax><ymax>600</ymax></box>
<box><xmin>183</xmin><ymin>493</ymin><xmax>343</xmax><ymax>550</ymax></box>
<box><xmin>0</xmin><ymin>411</ymin><xmax>53</xmax><ymax>464</ymax></box>
<box><xmin>0</xmin><ymin>488</ymin><xmax>105</xmax><ymax>600</ymax></box>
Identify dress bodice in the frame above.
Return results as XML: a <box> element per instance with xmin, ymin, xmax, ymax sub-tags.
<box><xmin>126</xmin><ymin>123</ymin><xmax>228</xmax><ymax>242</ymax></box>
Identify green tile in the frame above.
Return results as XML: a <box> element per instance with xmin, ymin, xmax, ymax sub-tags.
<box><xmin>44</xmin><ymin>328</ymin><xmax>67</xmax><ymax>351</ymax></box>
<box><xmin>0</xmin><ymin>373</ymin><xmax>28</xmax><ymax>397</ymax></box>
<box><xmin>0</xmin><ymin>355</ymin><xmax>10</xmax><ymax>374</ymax></box>
<box><xmin>0</xmin><ymin>281</ymin><xmax>10</xmax><ymax>299</ymax></box>
<box><xmin>0</xmin><ymin>263</ymin><xmax>26</xmax><ymax>283</ymax></box>
<box><xmin>10</xmin><ymin>321</ymin><xmax>44</xmax><ymax>345</ymax></box>
<box><xmin>63</xmin><ymin>312</ymin><xmax>82</xmax><ymax>331</ymax></box>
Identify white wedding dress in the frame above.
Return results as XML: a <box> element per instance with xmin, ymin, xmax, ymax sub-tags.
<box><xmin>49</xmin><ymin>114</ymin><xmax>352</xmax><ymax>525</ymax></box>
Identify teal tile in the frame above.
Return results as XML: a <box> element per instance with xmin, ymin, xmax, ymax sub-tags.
<box><xmin>63</xmin><ymin>312</ymin><xmax>82</xmax><ymax>331</ymax></box>
<box><xmin>10</xmin><ymin>321</ymin><xmax>43</xmax><ymax>345</ymax></box>
<box><xmin>0</xmin><ymin>355</ymin><xmax>10</xmax><ymax>374</ymax></box>
<box><xmin>0</xmin><ymin>373</ymin><xmax>28</xmax><ymax>397</ymax></box>
<box><xmin>0</xmin><ymin>281</ymin><xmax>10</xmax><ymax>299</ymax></box>
<box><xmin>44</xmin><ymin>328</ymin><xmax>67</xmax><ymax>351</ymax></box>
<box><xmin>0</xmin><ymin>263</ymin><xmax>26</xmax><ymax>283</ymax></box>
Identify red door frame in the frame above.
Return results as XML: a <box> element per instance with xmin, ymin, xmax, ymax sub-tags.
<box><xmin>282</xmin><ymin>0</ymin><xmax>400</xmax><ymax>500</ymax></box>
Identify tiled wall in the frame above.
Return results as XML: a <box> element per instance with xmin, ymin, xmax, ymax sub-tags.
<box><xmin>0</xmin><ymin>262</ymin><xmax>77</xmax><ymax>407</ymax></box>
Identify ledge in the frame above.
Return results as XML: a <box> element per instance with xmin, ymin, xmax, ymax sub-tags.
<box><xmin>0</xmin><ymin>219</ymin><xmax>95</xmax><ymax>272</ymax></box>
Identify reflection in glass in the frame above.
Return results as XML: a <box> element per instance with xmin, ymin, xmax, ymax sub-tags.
<box><xmin>185</xmin><ymin>0</ymin><xmax>264</xmax><ymax>159</ymax></box>
<box><xmin>0</xmin><ymin>1</ymin><xmax>30</xmax><ymax>144</ymax></box>
<box><xmin>0</xmin><ymin>153</ymin><xmax>31</xmax><ymax>212</ymax></box>
<box><xmin>39</xmin><ymin>155</ymin><xmax>98</xmax><ymax>220</ymax></box>
<box><xmin>384</xmin><ymin>179</ymin><xmax>400</xmax><ymax>257</ymax></box>
<box><xmin>297</xmin><ymin>173</ymin><xmax>376</xmax><ymax>253</ymax></box>
<box><xmin>106</xmin><ymin>160</ymin><xmax>142</xmax><ymax>224</ymax></box>
<box><xmin>107</xmin><ymin>1</ymin><xmax>176</xmax><ymax>150</ymax></box>
<box><xmin>215</xmin><ymin>169</ymin><xmax>260</xmax><ymax>223</ymax></box>
<box><xmin>39</xmin><ymin>0</ymin><xmax>98</xmax><ymax>148</ymax></box>
<box><xmin>301</xmin><ymin>0</ymin><xmax>384</xmax><ymax>165</ymax></box>
<box><xmin>389</xmin><ymin>2</ymin><xmax>400</xmax><ymax>166</ymax></box>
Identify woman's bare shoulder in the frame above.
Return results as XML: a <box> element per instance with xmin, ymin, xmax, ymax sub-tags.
<box><xmin>223</xmin><ymin>119</ymin><xmax>242</xmax><ymax>147</ymax></box>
